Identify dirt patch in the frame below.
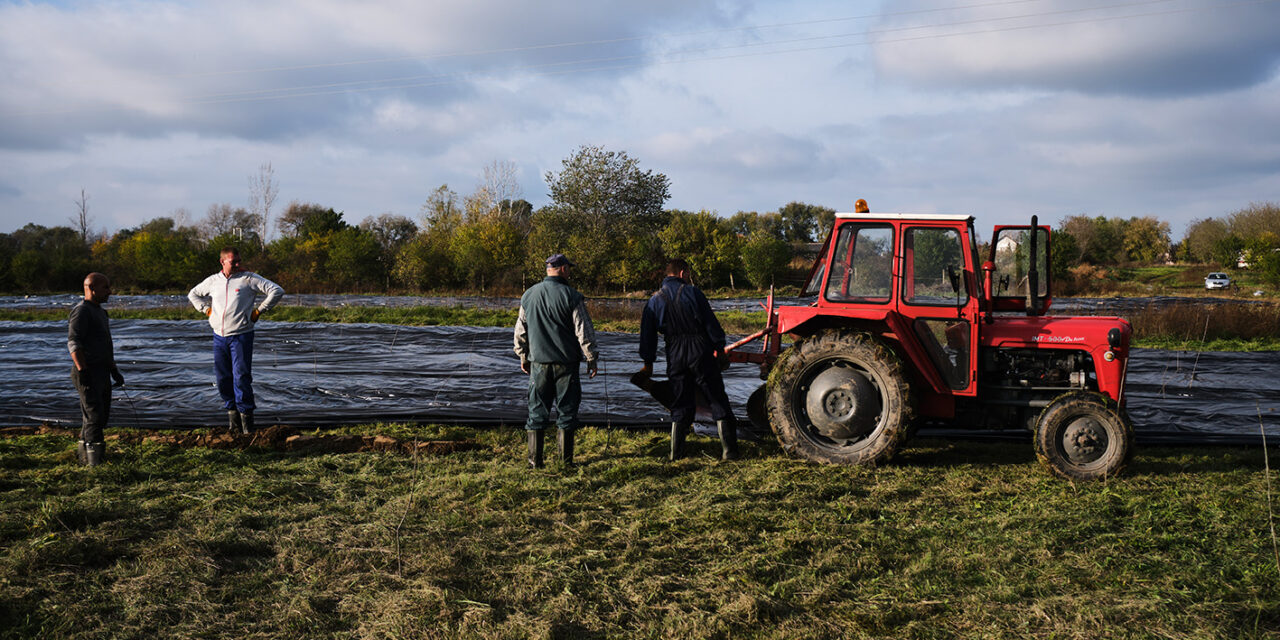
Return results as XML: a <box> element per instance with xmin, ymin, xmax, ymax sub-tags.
<box><xmin>0</xmin><ymin>424</ymin><xmax>485</xmax><ymax>456</ymax></box>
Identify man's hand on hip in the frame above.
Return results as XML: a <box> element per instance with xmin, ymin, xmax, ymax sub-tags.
<box><xmin>587</xmin><ymin>360</ymin><xmax>598</xmax><ymax>379</ymax></box>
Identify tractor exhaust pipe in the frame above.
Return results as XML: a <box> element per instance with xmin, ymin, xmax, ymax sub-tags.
<box><xmin>1028</xmin><ymin>215</ymin><xmax>1040</xmax><ymax>317</ymax></box>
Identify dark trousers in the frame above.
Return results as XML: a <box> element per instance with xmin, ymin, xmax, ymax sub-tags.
<box><xmin>526</xmin><ymin>362</ymin><xmax>581</xmax><ymax>431</ymax></box>
<box><xmin>667</xmin><ymin>347</ymin><xmax>734</xmax><ymax>425</ymax></box>
<box><xmin>71</xmin><ymin>366</ymin><xmax>110</xmax><ymax>442</ymax></box>
<box><xmin>214</xmin><ymin>332</ymin><xmax>255</xmax><ymax>413</ymax></box>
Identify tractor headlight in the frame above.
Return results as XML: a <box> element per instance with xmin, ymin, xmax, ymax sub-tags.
<box><xmin>1107</xmin><ymin>328</ymin><xmax>1122</xmax><ymax>348</ymax></box>
<box><xmin>1103</xmin><ymin>350</ymin><xmax>1116</xmax><ymax>362</ymax></box>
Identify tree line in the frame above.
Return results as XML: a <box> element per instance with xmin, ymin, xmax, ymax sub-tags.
<box><xmin>3</xmin><ymin>143</ymin><xmax>1275</xmax><ymax>295</ymax></box>
<box><xmin>0</xmin><ymin>147</ymin><xmax>831</xmax><ymax>294</ymax></box>
<box><xmin>1049</xmin><ymin>202</ymin><xmax>1280</xmax><ymax>285</ymax></box>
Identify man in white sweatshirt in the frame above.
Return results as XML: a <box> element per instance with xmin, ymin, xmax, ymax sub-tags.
<box><xmin>188</xmin><ymin>247</ymin><xmax>284</xmax><ymax>434</ymax></box>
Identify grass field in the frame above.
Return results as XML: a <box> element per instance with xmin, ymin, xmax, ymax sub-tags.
<box><xmin>2</xmin><ymin>425</ymin><xmax>1278</xmax><ymax>639</ymax></box>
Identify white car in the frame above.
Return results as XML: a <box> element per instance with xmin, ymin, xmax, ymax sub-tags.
<box><xmin>1204</xmin><ymin>272</ymin><xmax>1232</xmax><ymax>290</ymax></box>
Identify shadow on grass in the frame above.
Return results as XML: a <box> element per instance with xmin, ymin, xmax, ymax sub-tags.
<box><xmin>1127</xmin><ymin>443</ymin><xmax>1276</xmax><ymax>476</ymax></box>
<box><xmin>895</xmin><ymin>438</ymin><xmax>1036</xmax><ymax>470</ymax></box>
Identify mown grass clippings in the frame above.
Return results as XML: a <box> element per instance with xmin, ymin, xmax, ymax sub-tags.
<box><xmin>2</xmin><ymin>427</ymin><xmax>1278</xmax><ymax>639</ymax></box>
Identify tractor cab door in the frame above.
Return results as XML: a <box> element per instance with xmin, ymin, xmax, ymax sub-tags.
<box><xmin>801</xmin><ymin>231</ymin><xmax>833</xmax><ymax>296</ymax></box>
<box><xmin>989</xmin><ymin>223</ymin><xmax>1052</xmax><ymax>316</ymax></box>
<box><xmin>897</xmin><ymin>223</ymin><xmax>980</xmax><ymax>395</ymax></box>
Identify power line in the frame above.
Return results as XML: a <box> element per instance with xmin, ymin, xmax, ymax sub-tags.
<box><xmin>168</xmin><ymin>0</ymin><xmax>1069</xmax><ymax>79</ymax></box>
<box><xmin>7</xmin><ymin>0</ymin><xmax>1276</xmax><ymax>116</ymax></box>
<box><xmin>183</xmin><ymin>0</ymin><xmax>1278</xmax><ymax>107</ymax></box>
<box><xmin>177</xmin><ymin>0</ymin><xmax>1187</xmax><ymax>103</ymax></box>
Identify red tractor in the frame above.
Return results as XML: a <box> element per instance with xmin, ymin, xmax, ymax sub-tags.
<box><xmin>727</xmin><ymin>202</ymin><xmax>1134</xmax><ymax>481</ymax></box>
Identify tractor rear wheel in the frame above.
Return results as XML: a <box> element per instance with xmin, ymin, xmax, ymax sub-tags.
<box><xmin>766</xmin><ymin>330</ymin><xmax>913</xmax><ymax>466</ymax></box>
<box><xmin>1034</xmin><ymin>391</ymin><xmax>1134</xmax><ymax>481</ymax></box>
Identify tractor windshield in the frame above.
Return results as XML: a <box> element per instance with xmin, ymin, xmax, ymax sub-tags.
<box><xmin>990</xmin><ymin>225</ymin><xmax>1051</xmax><ymax>314</ymax></box>
<box><xmin>825</xmin><ymin>223</ymin><xmax>894</xmax><ymax>303</ymax></box>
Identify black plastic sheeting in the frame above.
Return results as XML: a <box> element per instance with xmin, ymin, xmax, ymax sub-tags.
<box><xmin>1</xmin><ymin>293</ymin><xmax>1264</xmax><ymax>313</ymax></box>
<box><xmin>0</xmin><ymin>320</ymin><xmax>761</xmax><ymax>430</ymax></box>
<box><xmin>2</xmin><ymin>319</ymin><xmax>1278</xmax><ymax>444</ymax></box>
<box><xmin>0</xmin><ymin>293</ymin><xmax>800</xmax><ymax>312</ymax></box>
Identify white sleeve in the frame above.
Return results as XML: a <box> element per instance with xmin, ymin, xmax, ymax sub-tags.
<box><xmin>573</xmin><ymin>301</ymin><xmax>598</xmax><ymax>363</ymax></box>
<box><xmin>513</xmin><ymin>306</ymin><xmax>530</xmax><ymax>361</ymax></box>
<box><xmin>187</xmin><ymin>276</ymin><xmax>211</xmax><ymax>312</ymax></box>
<box><xmin>254</xmin><ymin>274</ymin><xmax>285</xmax><ymax>312</ymax></box>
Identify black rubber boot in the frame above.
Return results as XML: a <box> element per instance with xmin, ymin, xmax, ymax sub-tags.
<box><xmin>527</xmin><ymin>430</ymin><xmax>545</xmax><ymax>468</ymax></box>
<box><xmin>228</xmin><ymin>410</ymin><xmax>242</xmax><ymax>434</ymax></box>
<box><xmin>241</xmin><ymin>412</ymin><xmax>255</xmax><ymax>435</ymax></box>
<box><xmin>85</xmin><ymin>442</ymin><xmax>105</xmax><ymax>467</ymax></box>
<box><xmin>670</xmin><ymin>422</ymin><xmax>689</xmax><ymax>461</ymax></box>
<box><xmin>558</xmin><ymin>428</ymin><xmax>575</xmax><ymax>467</ymax></box>
<box><xmin>76</xmin><ymin>440</ymin><xmax>89</xmax><ymax>465</ymax></box>
<box><xmin>718</xmin><ymin>420</ymin><xmax>740</xmax><ymax>461</ymax></box>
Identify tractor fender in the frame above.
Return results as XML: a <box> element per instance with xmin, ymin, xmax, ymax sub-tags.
<box><xmin>776</xmin><ymin>306</ymin><xmax>950</xmax><ymax>395</ymax></box>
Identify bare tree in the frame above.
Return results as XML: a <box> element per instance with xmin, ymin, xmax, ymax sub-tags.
<box><xmin>464</xmin><ymin>160</ymin><xmax>523</xmax><ymax>223</ymax></box>
<box><xmin>170</xmin><ymin>207</ymin><xmax>192</xmax><ymax>229</ymax></box>
<box><xmin>203</xmin><ymin>203</ymin><xmax>262</xmax><ymax>245</ymax></box>
<box><xmin>248</xmin><ymin>162</ymin><xmax>278</xmax><ymax>246</ymax></box>
<box><xmin>70</xmin><ymin>188</ymin><xmax>92</xmax><ymax>243</ymax></box>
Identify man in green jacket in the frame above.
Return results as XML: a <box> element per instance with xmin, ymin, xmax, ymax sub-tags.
<box><xmin>513</xmin><ymin>254</ymin><xmax>599</xmax><ymax>468</ymax></box>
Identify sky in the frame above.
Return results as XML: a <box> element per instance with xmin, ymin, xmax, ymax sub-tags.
<box><xmin>1</xmin><ymin>0</ymin><xmax>1279</xmax><ymax>240</ymax></box>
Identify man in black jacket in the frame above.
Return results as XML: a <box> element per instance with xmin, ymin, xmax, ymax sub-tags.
<box><xmin>68</xmin><ymin>272</ymin><xmax>124</xmax><ymax>466</ymax></box>
<box><xmin>638</xmin><ymin>259</ymin><xmax>739</xmax><ymax>461</ymax></box>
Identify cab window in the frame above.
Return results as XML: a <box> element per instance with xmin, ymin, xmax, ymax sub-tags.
<box><xmin>825</xmin><ymin>224</ymin><xmax>894</xmax><ymax>303</ymax></box>
<box><xmin>902</xmin><ymin>227</ymin><xmax>967</xmax><ymax>306</ymax></box>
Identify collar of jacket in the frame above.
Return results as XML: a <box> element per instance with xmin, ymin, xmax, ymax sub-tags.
<box><xmin>544</xmin><ymin>276</ymin><xmax>568</xmax><ymax>285</ymax></box>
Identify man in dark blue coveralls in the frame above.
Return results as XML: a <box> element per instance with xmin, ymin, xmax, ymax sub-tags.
<box><xmin>638</xmin><ymin>258</ymin><xmax>739</xmax><ymax>461</ymax></box>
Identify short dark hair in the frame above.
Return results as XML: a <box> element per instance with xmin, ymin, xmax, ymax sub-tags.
<box><xmin>665</xmin><ymin>259</ymin><xmax>689</xmax><ymax>276</ymax></box>
<box><xmin>220</xmin><ymin>246</ymin><xmax>240</xmax><ymax>257</ymax></box>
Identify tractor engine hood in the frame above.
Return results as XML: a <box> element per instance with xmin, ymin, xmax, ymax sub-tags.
<box><xmin>981</xmin><ymin>315</ymin><xmax>1132</xmax><ymax>352</ymax></box>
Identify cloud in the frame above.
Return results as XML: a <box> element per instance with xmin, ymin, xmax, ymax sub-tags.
<box><xmin>0</xmin><ymin>0</ymin><xmax>732</xmax><ymax>150</ymax></box>
<box><xmin>870</xmin><ymin>0</ymin><xmax>1280</xmax><ymax>96</ymax></box>
<box><xmin>645</xmin><ymin>127</ymin><xmax>823</xmax><ymax>178</ymax></box>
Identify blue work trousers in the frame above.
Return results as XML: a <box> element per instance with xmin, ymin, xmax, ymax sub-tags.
<box><xmin>213</xmin><ymin>332</ymin><xmax>255</xmax><ymax>413</ymax></box>
<box><xmin>526</xmin><ymin>362</ymin><xmax>581</xmax><ymax>431</ymax></box>
<box><xmin>666</xmin><ymin>340</ymin><xmax>734</xmax><ymax>425</ymax></box>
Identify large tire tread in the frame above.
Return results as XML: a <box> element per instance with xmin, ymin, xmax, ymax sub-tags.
<box><xmin>766</xmin><ymin>329</ymin><xmax>914</xmax><ymax>466</ymax></box>
<box><xmin>1034</xmin><ymin>391</ymin><xmax>1134</xmax><ymax>481</ymax></box>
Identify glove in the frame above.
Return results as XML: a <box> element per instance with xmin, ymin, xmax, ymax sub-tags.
<box><xmin>204</xmin><ymin>308</ymin><xmax>213</xmax><ymax>317</ymax></box>
<box><xmin>251</xmin><ymin>308</ymin><xmax>260</xmax><ymax>322</ymax></box>
<box><xmin>111</xmin><ymin>369</ymin><xmax>125</xmax><ymax>387</ymax></box>
<box><xmin>716</xmin><ymin>350</ymin><xmax>730</xmax><ymax>371</ymax></box>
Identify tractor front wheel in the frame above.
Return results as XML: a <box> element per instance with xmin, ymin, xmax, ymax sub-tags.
<box><xmin>766</xmin><ymin>330</ymin><xmax>913</xmax><ymax>466</ymax></box>
<box><xmin>1034</xmin><ymin>391</ymin><xmax>1134</xmax><ymax>481</ymax></box>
